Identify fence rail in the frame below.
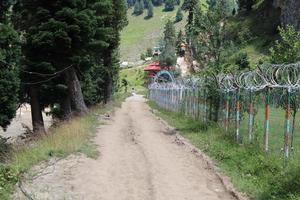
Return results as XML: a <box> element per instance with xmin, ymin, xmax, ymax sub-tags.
<box><xmin>149</xmin><ymin>63</ymin><xmax>300</xmax><ymax>163</ymax></box>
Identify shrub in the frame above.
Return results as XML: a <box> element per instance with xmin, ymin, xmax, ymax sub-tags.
<box><xmin>235</xmin><ymin>52</ymin><xmax>250</xmax><ymax>70</ymax></box>
<box><xmin>270</xmin><ymin>25</ymin><xmax>300</xmax><ymax>64</ymax></box>
<box><xmin>237</xmin><ymin>26</ymin><xmax>253</xmax><ymax>45</ymax></box>
<box><xmin>146</xmin><ymin>48</ymin><xmax>153</xmax><ymax>57</ymax></box>
<box><xmin>140</xmin><ymin>53</ymin><xmax>146</xmax><ymax>60</ymax></box>
<box><xmin>175</xmin><ymin>8</ymin><xmax>183</xmax><ymax>23</ymax></box>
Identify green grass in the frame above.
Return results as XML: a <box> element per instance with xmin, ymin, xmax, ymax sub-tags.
<box><xmin>0</xmin><ymin>92</ymin><xmax>130</xmax><ymax>199</ymax></box>
<box><xmin>148</xmin><ymin>100</ymin><xmax>300</xmax><ymax>200</ymax></box>
<box><xmin>120</xmin><ymin>6</ymin><xmax>186</xmax><ymax>62</ymax></box>
<box><xmin>119</xmin><ymin>66</ymin><xmax>147</xmax><ymax>94</ymax></box>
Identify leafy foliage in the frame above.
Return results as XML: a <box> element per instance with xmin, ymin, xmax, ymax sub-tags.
<box><xmin>235</xmin><ymin>52</ymin><xmax>250</xmax><ymax>70</ymax></box>
<box><xmin>270</xmin><ymin>25</ymin><xmax>300</xmax><ymax>64</ymax></box>
<box><xmin>0</xmin><ymin>1</ymin><xmax>20</xmax><ymax>130</ymax></box>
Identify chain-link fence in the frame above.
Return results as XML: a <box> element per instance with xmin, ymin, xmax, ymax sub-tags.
<box><xmin>149</xmin><ymin>63</ymin><xmax>300</xmax><ymax>162</ymax></box>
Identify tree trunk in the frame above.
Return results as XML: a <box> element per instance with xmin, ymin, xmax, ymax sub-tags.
<box><xmin>60</xmin><ymin>95</ymin><xmax>72</xmax><ymax>120</ymax></box>
<box><xmin>29</xmin><ymin>86</ymin><xmax>45</xmax><ymax>134</ymax></box>
<box><xmin>66</xmin><ymin>67</ymin><xmax>88</xmax><ymax>114</ymax></box>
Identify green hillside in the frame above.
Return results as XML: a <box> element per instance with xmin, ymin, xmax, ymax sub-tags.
<box><xmin>120</xmin><ymin>6</ymin><xmax>186</xmax><ymax>62</ymax></box>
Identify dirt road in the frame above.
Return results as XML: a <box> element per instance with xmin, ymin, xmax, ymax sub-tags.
<box><xmin>15</xmin><ymin>95</ymin><xmax>237</xmax><ymax>200</ymax></box>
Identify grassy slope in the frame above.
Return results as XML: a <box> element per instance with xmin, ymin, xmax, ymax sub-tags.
<box><xmin>120</xmin><ymin>6</ymin><xmax>186</xmax><ymax>62</ymax></box>
<box><xmin>119</xmin><ymin>66</ymin><xmax>147</xmax><ymax>95</ymax></box>
<box><xmin>0</xmin><ymin>93</ymin><xmax>130</xmax><ymax>199</ymax></box>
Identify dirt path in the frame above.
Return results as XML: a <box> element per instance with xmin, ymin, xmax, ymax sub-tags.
<box><xmin>15</xmin><ymin>95</ymin><xmax>237</xmax><ymax>200</ymax></box>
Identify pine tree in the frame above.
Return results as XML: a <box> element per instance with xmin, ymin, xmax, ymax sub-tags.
<box><xmin>238</xmin><ymin>0</ymin><xmax>255</xmax><ymax>12</ymax></box>
<box><xmin>10</xmin><ymin>0</ymin><xmax>127</xmax><ymax>132</ymax></box>
<box><xmin>160</xmin><ymin>20</ymin><xmax>177</xmax><ymax>66</ymax></box>
<box><xmin>13</xmin><ymin>1</ymin><xmax>95</xmax><ymax>131</ymax></box>
<box><xmin>102</xmin><ymin>0</ymin><xmax>128</xmax><ymax>102</ymax></box>
<box><xmin>140</xmin><ymin>0</ymin><xmax>144</xmax><ymax>12</ymax></box>
<box><xmin>0</xmin><ymin>0</ymin><xmax>20</xmax><ymax>130</ymax></box>
<box><xmin>176</xmin><ymin>30</ymin><xmax>185</xmax><ymax>56</ymax></box>
<box><xmin>164</xmin><ymin>20</ymin><xmax>176</xmax><ymax>45</ymax></box>
<box><xmin>147</xmin><ymin>0</ymin><xmax>154</xmax><ymax>18</ymax></box>
<box><xmin>182</xmin><ymin>0</ymin><xmax>198</xmax><ymax>35</ymax></box>
<box><xmin>152</xmin><ymin>0</ymin><xmax>164</xmax><ymax>6</ymax></box>
<box><xmin>127</xmin><ymin>0</ymin><xmax>135</xmax><ymax>7</ymax></box>
<box><xmin>133</xmin><ymin>0</ymin><xmax>143</xmax><ymax>15</ymax></box>
<box><xmin>175</xmin><ymin>7</ymin><xmax>183</xmax><ymax>22</ymax></box>
<box><xmin>165</xmin><ymin>0</ymin><xmax>175</xmax><ymax>11</ymax></box>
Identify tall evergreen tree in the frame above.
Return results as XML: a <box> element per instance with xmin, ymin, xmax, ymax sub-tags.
<box><xmin>13</xmin><ymin>0</ymin><xmax>127</xmax><ymax>132</ymax></box>
<box><xmin>164</xmin><ymin>0</ymin><xmax>175</xmax><ymax>11</ymax></box>
<box><xmin>127</xmin><ymin>0</ymin><xmax>135</xmax><ymax>7</ymax></box>
<box><xmin>139</xmin><ymin>0</ymin><xmax>145</xmax><ymax>12</ymax></box>
<box><xmin>14</xmin><ymin>1</ymin><xmax>97</xmax><ymax>131</ymax></box>
<box><xmin>0</xmin><ymin>0</ymin><xmax>20</xmax><ymax>130</ymax></box>
<box><xmin>133</xmin><ymin>0</ymin><xmax>143</xmax><ymax>15</ymax></box>
<box><xmin>102</xmin><ymin>0</ymin><xmax>128</xmax><ymax>102</ymax></box>
<box><xmin>160</xmin><ymin>20</ymin><xmax>177</xmax><ymax>66</ymax></box>
<box><xmin>147</xmin><ymin>0</ymin><xmax>154</xmax><ymax>18</ymax></box>
<box><xmin>152</xmin><ymin>0</ymin><xmax>163</xmax><ymax>6</ymax></box>
<box><xmin>238</xmin><ymin>0</ymin><xmax>255</xmax><ymax>12</ymax></box>
<box><xmin>182</xmin><ymin>0</ymin><xmax>198</xmax><ymax>40</ymax></box>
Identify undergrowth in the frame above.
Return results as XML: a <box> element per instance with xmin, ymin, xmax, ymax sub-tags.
<box><xmin>0</xmin><ymin>92</ymin><xmax>130</xmax><ymax>199</ymax></box>
<box><xmin>148</xmin><ymin>100</ymin><xmax>300</xmax><ymax>200</ymax></box>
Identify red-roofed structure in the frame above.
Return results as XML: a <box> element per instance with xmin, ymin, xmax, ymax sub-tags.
<box><xmin>144</xmin><ymin>61</ymin><xmax>173</xmax><ymax>85</ymax></box>
<box><xmin>144</xmin><ymin>62</ymin><xmax>161</xmax><ymax>72</ymax></box>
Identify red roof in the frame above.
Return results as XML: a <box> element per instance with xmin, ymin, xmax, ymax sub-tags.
<box><xmin>144</xmin><ymin>62</ymin><xmax>161</xmax><ymax>71</ymax></box>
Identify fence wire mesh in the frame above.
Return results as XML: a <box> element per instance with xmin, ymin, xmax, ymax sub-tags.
<box><xmin>149</xmin><ymin>63</ymin><xmax>300</xmax><ymax>162</ymax></box>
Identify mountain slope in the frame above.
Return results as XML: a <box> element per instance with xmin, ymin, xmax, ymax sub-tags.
<box><xmin>120</xmin><ymin>6</ymin><xmax>186</xmax><ymax>62</ymax></box>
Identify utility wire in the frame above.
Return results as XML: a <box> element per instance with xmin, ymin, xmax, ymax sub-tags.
<box><xmin>21</xmin><ymin>64</ymin><xmax>73</xmax><ymax>77</ymax></box>
<box><xmin>0</xmin><ymin>60</ymin><xmax>74</xmax><ymax>85</ymax></box>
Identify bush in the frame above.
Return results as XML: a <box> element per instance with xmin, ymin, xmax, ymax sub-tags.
<box><xmin>237</xmin><ymin>26</ymin><xmax>253</xmax><ymax>45</ymax></box>
<box><xmin>262</xmin><ymin>162</ymin><xmax>300</xmax><ymax>200</ymax></box>
<box><xmin>0</xmin><ymin>165</ymin><xmax>19</xmax><ymax>199</ymax></box>
<box><xmin>270</xmin><ymin>25</ymin><xmax>300</xmax><ymax>64</ymax></box>
<box><xmin>140</xmin><ymin>53</ymin><xmax>146</xmax><ymax>60</ymax></box>
<box><xmin>175</xmin><ymin>8</ymin><xmax>183</xmax><ymax>23</ymax></box>
<box><xmin>235</xmin><ymin>52</ymin><xmax>250</xmax><ymax>70</ymax></box>
<box><xmin>146</xmin><ymin>48</ymin><xmax>153</xmax><ymax>57</ymax></box>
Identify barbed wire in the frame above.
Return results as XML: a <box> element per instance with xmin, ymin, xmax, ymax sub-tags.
<box><xmin>148</xmin><ymin>62</ymin><xmax>300</xmax><ymax>163</ymax></box>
